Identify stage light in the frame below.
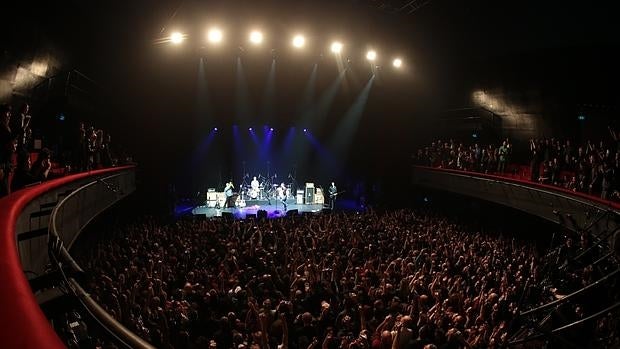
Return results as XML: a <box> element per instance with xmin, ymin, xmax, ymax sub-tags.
<box><xmin>214</xmin><ymin>127</ymin><xmax>218</xmax><ymax>131</ymax></box>
<box><xmin>303</xmin><ymin>128</ymin><xmax>307</xmax><ymax>132</ymax></box>
<box><xmin>366</xmin><ymin>50</ymin><xmax>377</xmax><ymax>61</ymax></box>
<box><xmin>392</xmin><ymin>58</ymin><xmax>403</xmax><ymax>68</ymax></box>
<box><xmin>292</xmin><ymin>35</ymin><xmax>305</xmax><ymax>48</ymax></box>
<box><xmin>170</xmin><ymin>32</ymin><xmax>184</xmax><ymax>44</ymax></box>
<box><xmin>270</xmin><ymin>127</ymin><xmax>274</xmax><ymax>131</ymax></box>
<box><xmin>249</xmin><ymin>30</ymin><xmax>263</xmax><ymax>45</ymax></box>
<box><xmin>330</xmin><ymin>41</ymin><xmax>343</xmax><ymax>54</ymax></box>
<box><xmin>249</xmin><ymin>127</ymin><xmax>253</xmax><ymax>131</ymax></box>
<box><xmin>208</xmin><ymin>28</ymin><xmax>223</xmax><ymax>44</ymax></box>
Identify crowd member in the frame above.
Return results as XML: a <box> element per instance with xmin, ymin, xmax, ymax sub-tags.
<box><xmin>11</xmin><ymin>102</ymin><xmax>32</xmax><ymax>152</ymax></box>
<box><xmin>0</xmin><ymin>104</ymin><xmax>17</xmax><ymax>197</ymax></box>
<box><xmin>30</xmin><ymin>148</ymin><xmax>52</xmax><ymax>180</ymax></box>
<box><xmin>76</xmin><ymin>122</ymin><xmax>88</xmax><ymax>172</ymax></box>
<box><xmin>413</xmin><ymin>139</ymin><xmax>512</xmax><ymax>175</ymax></box>
<box><xmin>415</xmin><ymin>132</ymin><xmax>620</xmax><ymax>201</ymax></box>
<box><xmin>0</xmin><ymin>104</ymin><xmax>121</xmax><ymax>196</ymax></box>
<box><xmin>80</xmin><ymin>209</ymin><xmax>611</xmax><ymax>349</ymax></box>
<box><xmin>11</xmin><ymin>152</ymin><xmax>37</xmax><ymax>191</ymax></box>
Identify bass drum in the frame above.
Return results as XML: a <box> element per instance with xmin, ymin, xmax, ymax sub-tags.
<box><xmin>249</xmin><ymin>188</ymin><xmax>258</xmax><ymax>199</ymax></box>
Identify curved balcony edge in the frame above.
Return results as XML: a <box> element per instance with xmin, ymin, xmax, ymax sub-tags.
<box><xmin>412</xmin><ymin>166</ymin><xmax>620</xmax><ymax>235</ymax></box>
<box><xmin>0</xmin><ymin>166</ymin><xmax>135</xmax><ymax>349</ymax></box>
<box><xmin>48</xmin><ymin>170</ymin><xmax>154</xmax><ymax>349</ymax></box>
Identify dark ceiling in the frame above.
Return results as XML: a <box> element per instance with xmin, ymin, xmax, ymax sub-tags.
<box><xmin>3</xmin><ymin>0</ymin><xmax>618</xmax><ymax>197</ymax></box>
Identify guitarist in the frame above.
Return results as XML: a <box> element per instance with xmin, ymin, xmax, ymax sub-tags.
<box><xmin>328</xmin><ymin>182</ymin><xmax>338</xmax><ymax>210</ymax></box>
<box><xmin>224</xmin><ymin>181</ymin><xmax>235</xmax><ymax>208</ymax></box>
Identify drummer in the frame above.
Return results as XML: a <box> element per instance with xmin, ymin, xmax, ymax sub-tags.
<box><xmin>250</xmin><ymin>176</ymin><xmax>260</xmax><ymax>198</ymax></box>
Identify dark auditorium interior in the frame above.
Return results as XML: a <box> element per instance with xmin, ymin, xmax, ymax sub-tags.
<box><xmin>1</xmin><ymin>1</ymin><xmax>619</xmax><ymax>348</ymax></box>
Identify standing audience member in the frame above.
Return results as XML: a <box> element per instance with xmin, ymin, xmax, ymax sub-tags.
<box><xmin>497</xmin><ymin>140</ymin><xmax>508</xmax><ymax>173</ymax></box>
<box><xmin>0</xmin><ymin>104</ymin><xmax>16</xmax><ymax>197</ymax></box>
<box><xmin>416</xmin><ymin>134</ymin><xmax>620</xmax><ymax>201</ymax></box>
<box><xmin>11</xmin><ymin>102</ymin><xmax>32</xmax><ymax>151</ymax></box>
<box><xmin>529</xmin><ymin>139</ymin><xmax>541</xmax><ymax>182</ymax></box>
<box><xmin>102</xmin><ymin>133</ymin><xmax>113</xmax><ymax>167</ymax></box>
<box><xmin>11</xmin><ymin>152</ymin><xmax>37</xmax><ymax>191</ymax></box>
<box><xmin>79</xmin><ymin>210</ymin><xmax>619</xmax><ymax>349</ymax></box>
<box><xmin>76</xmin><ymin>122</ymin><xmax>88</xmax><ymax>172</ymax></box>
<box><xmin>94</xmin><ymin>129</ymin><xmax>104</xmax><ymax>168</ymax></box>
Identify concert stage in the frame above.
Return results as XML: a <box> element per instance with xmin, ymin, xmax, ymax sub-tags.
<box><xmin>191</xmin><ymin>202</ymin><xmax>326</xmax><ymax>219</ymax></box>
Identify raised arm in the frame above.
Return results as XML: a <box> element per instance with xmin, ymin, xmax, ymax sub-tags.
<box><xmin>280</xmin><ymin>313</ymin><xmax>289</xmax><ymax>349</ymax></box>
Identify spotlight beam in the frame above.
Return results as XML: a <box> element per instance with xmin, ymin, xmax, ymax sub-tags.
<box><xmin>329</xmin><ymin>75</ymin><xmax>376</xmax><ymax>163</ymax></box>
<box><xmin>315</xmin><ymin>69</ymin><xmax>346</xmax><ymax>123</ymax></box>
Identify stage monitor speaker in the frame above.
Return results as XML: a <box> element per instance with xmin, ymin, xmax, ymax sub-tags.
<box><xmin>257</xmin><ymin>210</ymin><xmax>268</xmax><ymax>219</ymax></box>
<box><xmin>286</xmin><ymin>209</ymin><xmax>299</xmax><ymax>216</ymax></box>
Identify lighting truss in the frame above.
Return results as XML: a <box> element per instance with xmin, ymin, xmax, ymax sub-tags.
<box><xmin>359</xmin><ymin>0</ymin><xmax>433</xmax><ymax>15</ymax></box>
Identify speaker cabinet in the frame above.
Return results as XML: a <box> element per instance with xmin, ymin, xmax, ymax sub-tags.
<box><xmin>305</xmin><ymin>183</ymin><xmax>315</xmax><ymax>204</ymax></box>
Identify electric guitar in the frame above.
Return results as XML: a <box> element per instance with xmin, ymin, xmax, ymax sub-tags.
<box><xmin>329</xmin><ymin>190</ymin><xmax>345</xmax><ymax>198</ymax></box>
<box><xmin>224</xmin><ymin>182</ymin><xmax>234</xmax><ymax>197</ymax></box>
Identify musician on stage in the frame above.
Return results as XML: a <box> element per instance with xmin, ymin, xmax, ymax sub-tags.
<box><xmin>277</xmin><ymin>182</ymin><xmax>287</xmax><ymax>211</ymax></box>
<box><xmin>328</xmin><ymin>182</ymin><xmax>337</xmax><ymax>209</ymax></box>
<box><xmin>224</xmin><ymin>181</ymin><xmax>235</xmax><ymax>208</ymax></box>
<box><xmin>250</xmin><ymin>176</ymin><xmax>260</xmax><ymax>199</ymax></box>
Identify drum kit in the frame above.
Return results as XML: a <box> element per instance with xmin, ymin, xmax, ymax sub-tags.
<box><xmin>240</xmin><ymin>174</ymin><xmax>294</xmax><ymax>201</ymax></box>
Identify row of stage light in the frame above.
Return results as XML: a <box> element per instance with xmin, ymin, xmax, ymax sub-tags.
<box><xmin>212</xmin><ymin>127</ymin><xmax>311</xmax><ymax>132</ymax></box>
<box><xmin>166</xmin><ymin>29</ymin><xmax>404</xmax><ymax>69</ymax></box>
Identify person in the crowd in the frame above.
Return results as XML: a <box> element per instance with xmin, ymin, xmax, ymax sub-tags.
<box><xmin>11</xmin><ymin>151</ymin><xmax>38</xmax><ymax>191</ymax></box>
<box><xmin>76</xmin><ymin>122</ymin><xmax>88</xmax><ymax>172</ymax></box>
<box><xmin>416</xmin><ymin>134</ymin><xmax>620</xmax><ymax>202</ymax></box>
<box><xmin>87</xmin><ymin>126</ymin><xmax>97</xmax><ymax>170</ymax></box>
<box><xmin>0</xmin><ymin>100</ymin><xmax>124</xmax><ymax>196</ymax></box>
<box><xmin>78</xmin><ymin>208</ymin><xmax>619</xmax><ymax>349</ymax></box>
<box><xmin>0</xmin><ymin>104</ymin><xmax>15</xmax><ymax>197</ymax></box>
<box><xmin>102</xmin><ymin>133</ymin><xmax>113</xmax><ymax>167</ymax></box>
<box><xmin>497</xmin><ymin>140</ymin><xmax>508</xmax><ymax>173</ymax></box>
<box><xmin>30</xmin><ymin>148</ymin><xmax>52</xmax><ymax>183</ymax></box>
<box><xmin>11</xmin><ymin>102</ymin><xmax>32</xmax><ymax>151</ymax></box>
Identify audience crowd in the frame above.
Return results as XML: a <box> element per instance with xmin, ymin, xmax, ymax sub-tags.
<box><xmin>414</xmin><ymin>130</ymin><xmax>620</xmax><ymax>201</ymax></box>
<box><xmin>0</xmin><ymin>102</ymin><xmax>120</xmax><ymax>198</ymax></box>
<box><xmin>79</xmin><ymin>210</ymin><xmax>618</xmax><ymax>349</ymax></box>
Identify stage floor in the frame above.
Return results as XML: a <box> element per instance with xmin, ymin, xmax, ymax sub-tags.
<box><xmin>192</xmin><ymin>203</ymin><xmax>326</xmax><ymax>219</ymax></box>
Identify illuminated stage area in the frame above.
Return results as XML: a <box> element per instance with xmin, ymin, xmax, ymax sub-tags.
<box><xmin>192</xmin><ymin>181</ymin><xmax>331</xmax><ymax>219</ymax></box>
<box><xmin>192</xmin><ymin>202</ymin><xmax>324</xmax><ymax>219</ymax></box>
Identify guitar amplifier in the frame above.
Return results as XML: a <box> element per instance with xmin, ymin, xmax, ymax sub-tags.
<box><xmin>206</xmin><ymin>192</ymin><xmax>226</xmax><ymax>207</ymax></box>
<box><xmin>206</xmin><ymin>192</ymin><xmax>218</xmax><ymax>207</ymax></box>
<box><xmin>315</xmin><ymin>188</ymin><xmax>324</xmax><ymax>204</ymax></box>
<box><xmin>305</xmin><ymin>183</ymin><xmax>315</xmax><ymax>204</ymax></box>
<box><xmin>296</xmin><ymin>190</ymin><xmax>305</xmax><ymax>204</ymax></box>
